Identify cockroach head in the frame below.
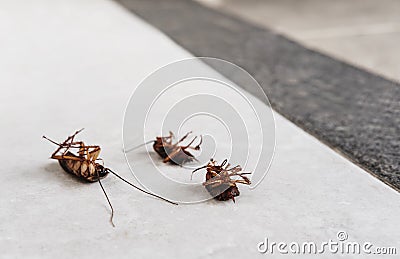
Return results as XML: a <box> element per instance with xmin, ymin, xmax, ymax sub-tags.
<box><xmin>95</xmin><ymin>164</ymin><xmax>109</xmax><ymax>178</ymax></box>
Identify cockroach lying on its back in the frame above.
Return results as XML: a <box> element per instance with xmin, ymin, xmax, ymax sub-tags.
<box><xmin>192</xmin><ymin>159</ymin><xmax>251</xmax><ymax>202</ymax></box>
<box><xmin>43</xmin><ymin>129</ymin><xmax>177</xmax><ymax>227</ymax></box>
<box><xmin>125</xmin><ymin>131</ymin><xmax>202</xmax><ymax>165</ymax></box>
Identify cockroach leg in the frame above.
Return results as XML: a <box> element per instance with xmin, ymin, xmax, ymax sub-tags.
<box><xmin>43</xmin><ymin>129</ymin><xmax>84</xmax><ymax>158</ymax></box>
<box><xmin>181</xmin><ymin>136</ymin><xmax>202</xmax><ymax>160</ymax></box>
<box><xmin>182</xmin><ymin>136</ymin><xmax>197</xmax><ymax>149</ymax></box>
<box><xmin>190</xmin><ymin>164</ymin><xmax>208</xmax><ymax>180</ymax></box>
<box><xmin>221</xmin><ymin>159</ymin><xmax>228</xmax><ymax>167</ymax></box>
<box><xmin>176</xmin><ymin>131</ymin><xmax>192</xmax><ymax>144</ymax></box>
<box><xmin>232</xmin><ymin>179</ymin><xmax>251</xmax><ymax>185</ymax></box>
<box><xmin>227</xmin><ymin>166</ymin><xmax>243</xmax><ymax>174</ymax></box>
<box><xmin>193</xmin><ymin>135</ymin><xmax>203</xmax><ymax>150</ymax></box>
<box><xmin>51</xmin><ymin>154</ymin><xmax>82</xmax><ymax>161</ymax></box>
<box><xmin>87</xmin><ymin>147</ymin><xmax>101</xmax><ymax>161</ymax></box>
<box><xmin>42</xmin><ymin>135</ymin><xmax>61</xmax><ymax>146</ymax></box>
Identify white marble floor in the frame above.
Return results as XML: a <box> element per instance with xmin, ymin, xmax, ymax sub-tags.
<box><xmin>0</xmin><ymin>0</ymin><xmax>399</xmax><ymax>258</ymax></box>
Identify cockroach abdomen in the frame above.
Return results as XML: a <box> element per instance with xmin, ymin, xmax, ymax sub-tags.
<box><xmin>205</xmin><ymin>184</ymin><xmax>240</xmax><ymax>201</ymax></box>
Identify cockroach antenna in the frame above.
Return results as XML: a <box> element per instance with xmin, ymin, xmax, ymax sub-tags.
<box><xmin>105</xmin><ymin>168</ymin><xmax>177</xmax><ymax>205</ymax></box>
<box><xmin>43</xmin><ymin>129</ymin><xmax>177</xmax><ymax>227</ymax></box>
<box><xmin>124</xmin><ymin>140</ymin><xmax>155</xmax><ymax>153</ymax></box>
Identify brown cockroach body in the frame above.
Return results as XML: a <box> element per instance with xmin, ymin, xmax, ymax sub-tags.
<box><xmin>126</xmin><ymin>131</ymin><xmax>202</xmax><ymax>166</ymax></box>
<box><xmin>192</xmin><ymin>159</ymin><xmax>251</xmax><ymax>202</ymax></box>
<box><xmin>43</xmin><ymin>129</ymin><xmax>177</xmax><ymax>227</ymax></box>
<box><xmin>58</xmin><ymin>151</ymin><xmax>108</xmax><ymax>182</ymax></box>
<box><xmin>153</xmin><ymin>131</ymin><xmax>202</xmax><ymax>165</ymax></box>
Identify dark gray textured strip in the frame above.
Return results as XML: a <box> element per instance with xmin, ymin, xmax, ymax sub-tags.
<box><xmin>116</xmin><ymin>0</ymin><xmax>400</xmax><ymax>191</ymax></box>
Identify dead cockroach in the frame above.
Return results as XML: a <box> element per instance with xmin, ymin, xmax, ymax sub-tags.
<box><xmin>192</xmin><ymin>158</ymin><xmax>251</xmax><ymax>202</ymax></box>
<box><xmin>43</xmin><ymin>128</ymin><xmax>177</xmax><ymax>227</ymax></box>
<box><xmin>125</xmin><ymin>131</ymin><xmax>202</xmax><ymax>166</ymax></box>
